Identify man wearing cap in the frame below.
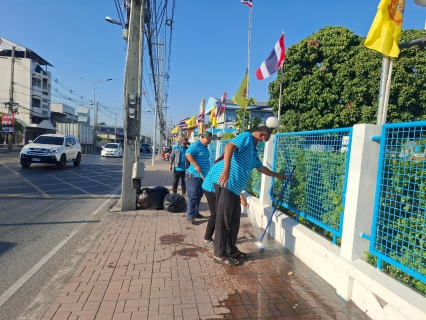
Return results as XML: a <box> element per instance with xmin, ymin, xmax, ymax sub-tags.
<box><xmin>185</xmin><ymin>131</ymin><xmax>213</xmax><ymax>225</ymax></box>
<box><xmin>170</xmin><ymin>137</ymin><xmax>189</xmax><ymax>195</ymax></box>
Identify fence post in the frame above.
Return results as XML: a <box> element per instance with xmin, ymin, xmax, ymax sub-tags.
<box><xmin>259</xmin><ymin>134</ymin><xmax>275</xmax><ymax>206</ymax></box>
<box><xmin>340</xmin><ymin>124</ymin><xmax>381</xmax><ymax>262</ymax></box>
<box><xmin>215</xmin><ymin>140</ymin><xmax>221</xmax><ymax>160</ymax></box>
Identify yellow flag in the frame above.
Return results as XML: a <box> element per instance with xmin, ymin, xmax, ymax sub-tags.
<box><xmin>232</xmin><ymin>71</ymin><xmax>248</xmax><ymax>109</ymax></box>
<box><xmin>185</xmin><ymin>115</ymin><xmax>196</xmax><ymax>128</ymax></box>
<box><xmin>364</xmin><ymin>0</ymin><xmax>405</xmax><ymax>58</ymax></box>
<box><xmin>211</xmin><ymin>105</ymin><xmax>217</xmax><ymax>127</ymax></box>
<box><xmin>172</xmin><ymin>126</ymin><xmax>179</xmax><ymax>134</ymax></box>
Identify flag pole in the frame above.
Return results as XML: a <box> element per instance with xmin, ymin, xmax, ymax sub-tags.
<box><xmin>276</xmin><ymin>30</ymin><xmax>285</xmax><ymax>132</ymax></box>
<box><xmin>242</xmin><ymin>5</ymin><xmax>252</xmax><ymax>132</ymax></box>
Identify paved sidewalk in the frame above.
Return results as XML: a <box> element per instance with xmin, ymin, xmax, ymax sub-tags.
<box><xmin>27</xmin><ymin>157</ymin><xmax>369</xmax><ymax>320</ymax></box>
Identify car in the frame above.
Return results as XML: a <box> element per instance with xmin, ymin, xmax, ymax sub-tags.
<box><xmin>20</xmin><ymin>134</ymin><xmax>81</xmax><ymax>169</ymax></box>
<box><xmin>101</xmin><ymin>143</ymin><xmax>123</xmax><ymax>158</ymax></box>
<box><xmin>140</xmin><ymin>143</ymin><xmax>152</xmax><ymax>153</ymax></box>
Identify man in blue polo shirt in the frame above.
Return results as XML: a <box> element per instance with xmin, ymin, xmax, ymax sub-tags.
<box><xmin>185</xmin><ymin>131</ymin><xmax>213</xmax><ymax>225</ymax></box>
<box><xmin>170</xmin><ymin>137</ymin><xmax>189</xmax><ymax>195</ymax></box>
<box><xmin>204</xmin><ymin>126</ymin><xmax>286</xmax><ymax>266</ymax></box>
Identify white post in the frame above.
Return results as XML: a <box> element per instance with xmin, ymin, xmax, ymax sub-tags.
<box><xmin>340</xmin><ymin>124</ymin><xmax>382</xmax><ymax>262</ymax></box>
<box><xmin>259</xmin><ymin>134</ymin><xmax>275</xmax><ymax>207</ymax></box>
<box><xmin>376</xmin><ymin>56</ymin><xmax>391</xmax><ymax>125</ymax></box>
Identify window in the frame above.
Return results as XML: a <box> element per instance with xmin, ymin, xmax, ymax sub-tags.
<box><xmin>32</xmin><ymin>77</ymin><xmax>41</xmax><ymax>88</ymax></box>
<box><xmin>42</xmin><ymin>110</ymin><xmax>48</xmax><ymax>115</ymax></box>
<box><xmin>42</xmin><ymin>79</ymin><xmax>48</xmax><ymax>90</ymax></box>
<box><xmin>32</xmin><ymin>98</ymin><xmax>41</xmax><ymax>109</ymax></box>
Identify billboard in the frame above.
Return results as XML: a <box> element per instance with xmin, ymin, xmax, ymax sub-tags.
<box><xmin>1</xmin><ymin>113</ymin><xmax>14</xmax><ymax>134</ymax></box>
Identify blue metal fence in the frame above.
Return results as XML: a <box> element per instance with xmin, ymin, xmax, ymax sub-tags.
<box><xmin>246</xmin><ymin>145</ymin><xmax>264</xmax><ymax>198</ymax></box>
<box><xmin>208</xmin><ymin>141</ymin><xmax>217</xmax><ymax>168</ymax></box>
<box><xmin>368</xmin><ymin>121</ymin><xmax>426</xmax><ymax>283</ymax></box>
<box><xmin>271</xmin><ymin>128</ymin><xmax>352</xmax><ymax>243</ymax></box>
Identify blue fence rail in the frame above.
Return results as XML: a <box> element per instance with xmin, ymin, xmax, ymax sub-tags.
<box><xmin>368</xmin><ymin>121</ymin><xmax>426</xmax><ymax>284</ymax></box>
<box><xmin>271</xmin><ymin>128</ymin><xmax>353</xmax><ymax>244</ymax></box>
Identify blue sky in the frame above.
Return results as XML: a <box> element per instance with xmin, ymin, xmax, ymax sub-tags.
<box><xmin>1</xmin><ymin>1</ymin><xmax>425</xmax><ymax>138</ymax></box>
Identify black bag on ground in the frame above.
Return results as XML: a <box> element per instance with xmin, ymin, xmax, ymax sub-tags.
<box><xmin>137</xmin><ymin>186</ymin><xmax>170</xmax><ymax>210</ymax></box>
<box><xmin>163</xmin><ymin>194</ymin><xmax>187</xmax><ymax>213</ymax></box>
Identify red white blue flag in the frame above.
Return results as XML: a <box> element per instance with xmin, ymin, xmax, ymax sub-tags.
<box><xmin>241</xmin><ymin>0</ymin><xmax>252</xmax><ymax>8</ymax></box>
<box><xmin>216</xmin><ymin>92</ymin><xmax>227</xmax><ymax>117</ymax></box>
<box><xmin>255</xmin><ymin>34</ymin><xmax>286</xmax><ymax>80</ymax></box>
<box><xmin>178</xmin><ymin>117</ymin><xmax>189</xmax><ymax>128</ymax></box>
<box><xmin>196</xmin><ymin>112</ymin><xmax>205</xmax><ymax>125</ymax></box>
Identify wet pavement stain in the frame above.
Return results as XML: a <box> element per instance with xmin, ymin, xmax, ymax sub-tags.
<box><xmin>159</xmin><ymin>233</ymin><xmax>186</xmax><ymax>245</ymax></box>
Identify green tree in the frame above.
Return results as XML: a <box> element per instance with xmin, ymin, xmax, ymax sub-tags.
<box><xmin>268</xmin><ymin>27</ymin><xmax>426</xmax><ymax>132</ymax></box>
<box><xmin>222</xmin><ymin>132</ymin><xmax>235</xmax><ymax>140</ymax></box>
<box><xmin>234</xmin><ymin>97</ymin><xmax>258</xmax><ymax>132</ymax></box>
<box><xmin>99</xmin><ymin>122</ymin><xmax>106</xmax><ymax>125</ymax></box>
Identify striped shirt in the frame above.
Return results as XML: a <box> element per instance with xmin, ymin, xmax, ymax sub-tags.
<box><xmin>186</xmin><ymin>139</ymin><xmax>211</xmax><ymax>178</ymax></box>
<box><xmin>202</xmin><ymin>132</ymin><xmax>263</xmax><ymax>195</ymax></box>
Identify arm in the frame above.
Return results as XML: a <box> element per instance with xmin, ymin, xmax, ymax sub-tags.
<box><xmin>256</xmin><ymin>166</ymin><xmax>287</xmax><ymax>180</ymax></box>
<box><xmin>218</xmin><ymin>142</ymin><xmax>238</xmax><ymax>187</ymax></box>
<box><xmin>240</xmin><ymin>193</ymin><xmax>248</xmax><ymax>208</ymax></box>
<box><xmin>214</xmin><ymin>154</ymin><xmax>224</xmax><ymax>164</ymax></box>
<box><xmin>186</xmin><ymin>153</ymin><xmax>201</xmax><ymax>174</ymax></box>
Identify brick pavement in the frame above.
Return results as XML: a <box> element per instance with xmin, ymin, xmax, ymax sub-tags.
<box><xmin>36</xmin><ymin>157</ymin><xmax>369</xmax><ymax>320</ymax></box>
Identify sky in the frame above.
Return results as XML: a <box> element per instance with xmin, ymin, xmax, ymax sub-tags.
<box><xmin>1</xmin><ymin>0</ymin><xmax>426</xmax><ymax>139</ymax></box>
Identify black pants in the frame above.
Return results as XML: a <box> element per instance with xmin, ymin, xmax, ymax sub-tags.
<box><xmin>213</xmin><ymin>183</ymin><xmax>241</xmax><ymax>258</ymax></box>
<box><xmin>204</xmin><ymin>190</ymin><xmax>216</xmax><ymax>241</ymax></box>
<box><xmin>172</xmin><ymin>170</ymin><xmax>186</xmax><ymax>194</ymax></box>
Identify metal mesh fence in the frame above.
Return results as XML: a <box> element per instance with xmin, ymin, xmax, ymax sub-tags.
<box><xmin>370</xmin><ymin>122</ymin><xmax>426</xmax><ymax>283</ymax></box>
<box><xmin>272</xmin><ymin>129</ymin><xmax>352</xmax><ymax>242</ymax></box>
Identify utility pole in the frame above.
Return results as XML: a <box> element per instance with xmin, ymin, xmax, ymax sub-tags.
<box><xmin>5</xmin><ymin>46</ymin><xmax>16</xmax><ymax>150</ymax></box>
<box><xmin>121</xmin><ymin>0</ymin><xmax>145</xmax><ymax>210</ymax></box>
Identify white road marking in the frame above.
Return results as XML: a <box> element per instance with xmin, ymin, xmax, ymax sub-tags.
<box><xmin>0</xmin><ymin>184</ymin><xmax>121</xmax><ymax>307</ymax></box>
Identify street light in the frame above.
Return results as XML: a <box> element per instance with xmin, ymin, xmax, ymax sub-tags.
<box><xmin>105</xmin><ymin>16</ymin><xmax>122</xmax><ymax>26</ymax></box>
<box><xmin>414</xmin><ymin>0</ymin><xmax>426</xmax><ymax>6</ymax></box>
<box><xmin>266</xmin><ymin>117</ymin><xmax>279</xmax><ymax>129</ymax></box>
<box><xmin>78</xmin><ymin>77</ymin><xmax>113</xmax><ymax>145</ymax></box>
<box><xmin>216</xmin><ymin>131</ymin><xmax>223</xmax><ymax>140</ymax></box>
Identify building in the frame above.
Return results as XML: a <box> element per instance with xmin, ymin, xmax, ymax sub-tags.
<box><xmin>50</xmin><ymin>103</ymin><xmax>78</xmax><ymax>127</ymax></box>
<box><xmin>97</xmin><ymin>124</ymin><xmax>124</xmax><ymax>145</ymax></box>
<box><xmin>0</xmin><ymin>36</ymin><xmax>55</xmax><ymax>143</ymax></box>
<box><xmin>77</xmin><ymin>106</ymin><xmax>91</xmax><ymax>125</ymax></box>
<box><xmin>204</xmin><ymin>97</ymin><xmax>274</xmax><ymax>133</ymax></box>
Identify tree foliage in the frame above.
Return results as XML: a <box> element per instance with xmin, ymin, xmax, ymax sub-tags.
<box><xmin>267</xmin><ymin>27</ymin><xmax>426</xmax><ymax>132</ymax></box>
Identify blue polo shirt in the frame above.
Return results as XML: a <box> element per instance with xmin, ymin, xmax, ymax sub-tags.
<box><xmin>202</xmin><ymin>132</ymin><xmax>263</xmax><ymax>195</ymax></box>
<box><xmin>186</xmin><ymin>139</ymin><xmax>211</xmax><ymax>178</ymax></box>
<box><xmin>174</xmin><ymin>145</ymin><xmax>187</xmax><ymax>171</ymax></box>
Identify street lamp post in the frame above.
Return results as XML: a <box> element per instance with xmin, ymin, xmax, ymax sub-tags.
<box><xmin>78</xmin><ymin>77</ymin><xmax>112</xmax><ymax>146</ymax></box>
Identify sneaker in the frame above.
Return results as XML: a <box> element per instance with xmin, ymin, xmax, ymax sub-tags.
<box><xmin>187</xmin><ymin>219</ymin><xmax>199</xmax><ymax>225</ymax></box>
<box><xmin>203</xmin><ymin>240</ymin><xmax>214</xmax><ymax>248</ymax></box>
<box><xmin>195</xmin><ymin>214</ymin><xmax>206</xmax><ymax>219</ymax></box>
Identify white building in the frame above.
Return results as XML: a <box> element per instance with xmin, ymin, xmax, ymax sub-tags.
<box><xmin>77</xmin><ymin>106</ymin><xmax>91</xmax><ymax>125</ymax></box>
<box><xmin>50</xmin><ymin>103</ymin><xmax>78</xmax><ymax>127</ymax></box>
<box><xmin>0</xmin><ymin>36</ymin><xmax>55</xmax><ymax>143</ymax></box>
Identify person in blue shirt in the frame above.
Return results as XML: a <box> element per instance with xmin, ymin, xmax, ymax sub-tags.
<box><xmin>170</xmin><ymin>137</ymin><xmax>189</xmax><ymax>195</ymax></box>
<box><xmin>203</xmin><ymin>126</ymin><xmax>286</xmax><ymax>266</ymax></box>
<box><xmin>185</xmin><ymin>131</ymin><xmax>213</xmax><ymax>225</ymax></box>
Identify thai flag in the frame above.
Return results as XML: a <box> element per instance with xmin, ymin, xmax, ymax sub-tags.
<box><xmin>216</xmin><ymin>92</ymin><xmax>227</xmax><ymax>117</ymax></box>
<box><xmin>241</xmin><ymin>0</ymin><xmax>252</xmax><ymax>8</ymax></box>
<box><xmin>178</xmin><ymin>117</ymin><xmax>189</xmax><ymax>128</ymax></box>
<box><xmin>196</xmin><ymin>112</ymin><xmax>205</xmax><ymax>125</ymax></box>
<box><xmin>255</xmin><ymin>34</ymin><xmax>285</xmax><ymax>80</ymax></box>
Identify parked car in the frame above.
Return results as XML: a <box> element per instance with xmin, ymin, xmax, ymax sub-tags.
<box><xmin>101</xmin><ymin>143</ymin><xmax>123</xmax><ymax>158</ymax></box>
<box><xmin>140</xmin><ymin>143</ymin><xmax>152</xmax><ymax>153</ymax></box>
<box><xmin>20</xmin><ymin>134</ymin><xmax>81</xmax><ymax>169</ymax></box>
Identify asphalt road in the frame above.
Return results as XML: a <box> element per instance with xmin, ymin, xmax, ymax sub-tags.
<box><xmin>0</xmin><ymin>150</ymin><xmax>152</xmax><ymax>320</ymax></box>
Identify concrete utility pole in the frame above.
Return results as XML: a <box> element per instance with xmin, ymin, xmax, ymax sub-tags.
<box><xmin>121</xmin><ymin>0</ymin><xmax>145</xmax><ymax>210</ymax></box>
<box><xmin>6</xmin><ymin>46</ymin><xmax>16</xmax><ymax>150</ymax></box>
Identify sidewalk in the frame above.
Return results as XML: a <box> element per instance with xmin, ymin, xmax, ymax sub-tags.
<box><xmin>25</xmin><ymin>156</ymin><xmax>369</xmax><ymax>320</ymax></box>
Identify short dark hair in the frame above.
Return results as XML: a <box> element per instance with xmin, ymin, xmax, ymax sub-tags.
<box><xmin>256</xmin><ymin>126</ymin><xmax>271</xmax><ymax>135</ymax></box>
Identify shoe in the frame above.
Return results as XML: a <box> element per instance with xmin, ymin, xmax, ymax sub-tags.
<box><xmin>195</xmin><ymin>214</ymin><xmax>206</xmax><ymax>219</ymax></box>
<box><xmin>182</xmin><ymin>193</ymin><xmax>188</xmax><ymax>198</ymax></box>
<box><xmin>229</xmin><ymin>251</ymin><xmax>251</xmax><ymax>261</ymax></box>
<box><xmin>203</xmin><ymin>240</ymin><xmax>214</xmax><ymax>248</ymax></box>
<box><xmin>213</xmin><ymin>256</ymin><xmax>240</xmax><ymax>266</ymax></box>
<box><xmin>187</xmin><ymin>219</ymin><xmax>199</xmax><ymax>225</ymax></box>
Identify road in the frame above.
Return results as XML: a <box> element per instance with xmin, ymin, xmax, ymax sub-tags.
<box><xmin>0</xmin><ymin>150</ymin><xmax>152</xmax><ymax>320</ymax></box>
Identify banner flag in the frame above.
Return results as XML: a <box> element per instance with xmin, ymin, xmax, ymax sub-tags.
<box><xmin>232</xmin><ymin>71</ymin><xmax>248</xmax><ymax>109</ymax></box>
<box><xmin>364</xmin><ymin>0</ymin><xmax>405</xmax><ymax>58</ymax></box>
<box><xmin>256</xmin><ymin>34</ymin><xmax>285</xmax><ymax>80</ymax></box>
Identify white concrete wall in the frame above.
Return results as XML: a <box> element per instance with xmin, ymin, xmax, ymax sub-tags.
<box><xmin>242</xmin><ymin>124</ymin><xmax>426</xmax><ymax>320</ymax></box>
